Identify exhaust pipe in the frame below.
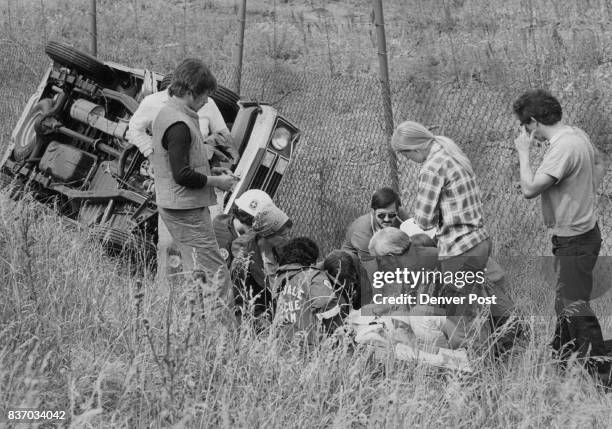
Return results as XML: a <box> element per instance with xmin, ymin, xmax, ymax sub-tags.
<box><xmin>69</xmin><ymin>99</ymin><xmax>129</xmax><ymax>140</ymax></box>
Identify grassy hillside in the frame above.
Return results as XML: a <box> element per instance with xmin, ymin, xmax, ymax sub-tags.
<box><xmin>1</xmin><ymin>192</ymin><xmax>611</xmax><ymax>428</ymax></box>
<box><xmin>2</xmin><ymin>1</ymin><xmax>612</xmax><ymax>426</ymax></box>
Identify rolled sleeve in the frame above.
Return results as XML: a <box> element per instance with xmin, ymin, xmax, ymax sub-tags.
<box><xmin>198</xmin><ymin>99</ymin><xmax>229</xmax><ymax>136</ymax></box>
<box><xmin>127</xmin><ymin>100</ymin><xmax>157</xmax><ymax>157</ymax></box>
<box><xmin>414</xmin><ymin>168</ymin><xmax>443</xmax><ymax>230</ymax></box>
<box><xmin>207</xmin><ymin>99</ymin><xmax>229</xmax><ymax>134</ymax></box>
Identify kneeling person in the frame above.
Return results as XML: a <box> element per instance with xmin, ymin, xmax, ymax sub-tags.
<box><xmin>273</xmin><ymin>237</ymin><xmax>344</xmax><ymax>345</ymax></box>
<box><xmin>230</xmin><ymin>202</ymin><xmax>292</xmax><ymax>319</ymax></box>
<box><xmin>213</xmin><ymin>189</ymin><xmax>273</xmax><ymax>266</ymax></box>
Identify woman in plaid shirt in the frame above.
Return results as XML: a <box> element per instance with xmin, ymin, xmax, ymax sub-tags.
<box><xmin>391</xmin><ymin>121</ymin><xmax>492</xmax><ymax>349</ymax></box>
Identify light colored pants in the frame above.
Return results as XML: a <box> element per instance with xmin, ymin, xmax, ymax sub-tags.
<box><xmin>156</xmin><ymin>215</ymin><xmax>179</xmax><ymax>282</ymax></box>
<box><xmin>208</xmin><ymin>188</ymin><xmax>225</xmax><ymax>219</ymax></box>
<box><xmin>158</xmin><ymin>206</ymin><xmax>232</xmax><ymax>305</ymax></box>
<box><xmin>157</xmin><ymin>188</ymin><xmax>225</xmax><ymax>281</ymax></box>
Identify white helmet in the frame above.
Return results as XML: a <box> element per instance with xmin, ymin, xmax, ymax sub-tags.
<box><xmin>234</xmin><ymin>189</ymin><xmax>273</xmax><ymax>217</ymax></box>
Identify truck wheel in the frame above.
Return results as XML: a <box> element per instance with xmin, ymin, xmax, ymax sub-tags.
<box><xmin>0</xmin><ymin>169</ymin><xmax>25</xmax><ymax>198</ymax></box>
<box><xmin>0</xmin><ymin>170</ymin><xmax>14</xmax><ymax>189</ymax></box>
<box><xmin>92</xmin><ymin>226</ymin><xmax>156</xmax><ymax>260</ymax></box>
<box><xmin>211</xmin><ymin>85</ymin><xmax>240</xmax><ymax>124</ymax></box>
<box><xmin>159</xmin><ymin>73</ymin><xmax>173</xmax><ymax>91</ymax></box>
<box><xmin>159</xmin><ymin>74</ymin><xmax>240</xmax><ymax>124</ymax></box>
<box><xmin>45</xmin><ymin>41</ymin><xmax>117</xmax><ymax>86</ymax></box>
<box><xmin>12</xmin><ymin>98</ymin><xmax>54</xmax><ymax>162</ymax></box>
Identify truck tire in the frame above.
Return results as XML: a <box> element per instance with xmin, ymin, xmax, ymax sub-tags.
<box><xmin>0</xmin><ymin>170</ymin><xmax>14</xmax><ymax>189</ymax></box>
<box><xmin>0</xmin><ymin>168</ymin><xmax>25</xmax><ymax>198</ymax></box>
<box><xmin>211</xmin><ymin>85</ymin><xmax>240</xmax><ymax>124</ymax></box>
<box><xmin>159</xmin><ymin>73</ymin><xmax>172</xmax><ymax>91</ymax></box>
<box><xmin>92</xmin><ymin>226</ymin><xmax>156</xmax><ymax>258</ymax></box>
<box><xmin>45</xmin><ymin>41</ymin><xmax>117</xmax><ymax>86</ymax></box>
<box><xmin>159</xmin><ymin>73</ymin><xmax>239</xmax><ymax>124</ymax></box>
<box><xmin>12</xmin><ymin>98</ymin><xmax>54</xmax><ymax>161</ymax></box>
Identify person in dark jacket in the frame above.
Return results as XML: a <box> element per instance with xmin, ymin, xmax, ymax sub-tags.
<box><xmin>230</xmin><ymin>202</ymin><xmax>292</xmax><ymax>321</ymax></box>
<box><xmin>323</xmin><ymin>249</ymin><xmax>371</xmax><ymax>311</ymax></box>
<box><xmin>273</xmin><ymin>237</ymin><xmax>345</xmax><ymax>346</ymax></box>
<box><xmin>213</xmin><ymin>189</ymin><xmax>273</xmax><ymax>266</ymax></box>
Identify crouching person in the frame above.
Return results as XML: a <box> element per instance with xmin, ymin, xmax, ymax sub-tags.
<box><xmin>273</xmin><ymin>237</ymin><xmax>345</xmax><ymax>347</ymax></box>
<box><xmin>323</xmin><ymin>249</ymin><xmax>373</xmax><ymax>312</ymax></box>
<box><xmin>401</xmin><ymin>218</ymin><xmax>523</xmax><ymax>351</ymax></box>
<box><xmin>368</xmin><ymin>228</ymin><xmax>490</xmax><ymax>350</ymax></box>
<box><xmin>230</xmin><ymin>202</ymin><xmax>292</xmax><ymax>323</ymax></box>
<box><xmin>213</xmin><ymin>189</ymin><xmax>273</xmax><ymax>266</ymax></box>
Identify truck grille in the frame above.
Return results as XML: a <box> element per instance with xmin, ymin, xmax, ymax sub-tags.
<box><xmin>249</xmin><ymin>150</ymin><xmax>289</xmax><ymax>198</ymax></box>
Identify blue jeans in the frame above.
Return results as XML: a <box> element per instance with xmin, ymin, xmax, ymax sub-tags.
<box><xmin>552</xmin><ymin>223</ymin><xmax>608</xmax><ymax>374</ymax></box>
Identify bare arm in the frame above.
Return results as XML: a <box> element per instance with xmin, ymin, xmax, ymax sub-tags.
<box><xmin>516</xmin><ymin>150</ymin><xmax>556</xmax><ymax>199</ymax></box>
<box><xmin>514</xmin><ymin>128</ymin><xmax>555</xmax><ymax>199</ymax></box>
<box><xmin>593</xmin><ymin>145</ymin><xmax>610</xmax><ymax>189</ymax></box>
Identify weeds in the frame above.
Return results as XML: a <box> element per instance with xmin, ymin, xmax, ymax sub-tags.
<box><xmin>0</xmin><ymin>192</ymin><xmax>610</xmax><ymax>427</ymax></box>
<box><xmin>1</xmin><ymin>0</ymin><xmax>612</xmax><ymax>426</ymax></box>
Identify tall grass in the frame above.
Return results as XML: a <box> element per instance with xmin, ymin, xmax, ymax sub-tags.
<box><xmin>0</xmin><ymin>191</ymin><xmax>611</xmax><ymax>428</ymax></box>
<box><xmin>5</xmin><ymin>0</ymin><xmax>612</xmax><ymax>85</ymax></box>
<box><xmin>1</xmin><ymin>2</ymin><xmax>612</xmax><ymax>425</ymax></box>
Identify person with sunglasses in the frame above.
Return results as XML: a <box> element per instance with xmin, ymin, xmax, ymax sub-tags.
<box><xmin>391</xmin><ymin>121</ymin><xmax>491</xmax><ymax>350</ymax></box>
<box><xmin>513</xmin><ymin>89</ymin><xmax>610</xmax><ymax>386</ymax></box>
<box><xmin>340</xmin><ymin>187</ymin><xmax>407</xmax><ymax>293</ymax></box>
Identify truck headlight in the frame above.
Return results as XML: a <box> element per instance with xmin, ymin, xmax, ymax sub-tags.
<box><xmin>270</xmin><ymin>127</ymin><xmax>291</xmax><ymax>151</ymax></box>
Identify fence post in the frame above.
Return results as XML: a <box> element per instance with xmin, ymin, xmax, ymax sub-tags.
<box><xmin>90</xmin><ymin>0</ymin><xmax>97</xmax><ymax>56</ymax></box>
<box><xmin>232</xmin><ymin>0</ymin><xmax>247</xmax><ymax>94</ymax></box>
<box><xmin>7</xmin><ymin>0</ymin><xmax>13</xmax><ymax>39</ymax></box>
<box><xmin>372</xmin><ymin>0</ymin><xmax>399</xmax><ymax>192</ymax></box>
<box><xmin>40</xmin><ymin>0</ymin><xmax>47</xmax><ymax>43</ymax></box>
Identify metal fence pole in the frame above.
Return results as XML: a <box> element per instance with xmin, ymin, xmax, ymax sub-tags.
<box><xmin>7</xmin><ymin>0</ymin><xmax>13</xmax><ymax>40</ymax></box>
<box><xmin>90</xmin><ymin>0</ymin><xmax>97</xmax><ymax>56</ymax></box>
<box><xmin>372</xmin><ymin>0</ymin><xmax>399</xmax><ymax>192</ymax></box>
<box><xmin>232</xmin><ymin>0</ymin><xmax>247</xmax><ymax>94</ymax></box>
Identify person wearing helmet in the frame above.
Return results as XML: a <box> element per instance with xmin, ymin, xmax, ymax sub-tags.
<box><xmin>212</xmin><ymin>189</ymin><xmax>273</xmax><ymax>266</ymax></box>
<box><xmin>230</xmin><ymin>202</ymin><xmax>293</xmax><ymax>323</ymax></box>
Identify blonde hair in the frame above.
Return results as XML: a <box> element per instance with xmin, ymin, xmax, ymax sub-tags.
<box><xmin>391</xmin><ymin>120</ymin><xmax>474</xmax><ymax>176</ymax></box>
<box><xmin>368</xmin><ymin>228</ymin><xmax>411</xmax><ymax>257</ymax></box>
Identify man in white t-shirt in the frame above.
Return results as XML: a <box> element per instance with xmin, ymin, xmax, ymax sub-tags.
<box><xmin>513</xmin><ymin>89</ymin><xmax>610</xmax><ymax>385</ymax></box>
<box><xmin>128</xmin><ymin>87</ymin><xmax>238</xmax><ymax>280</ymax></box>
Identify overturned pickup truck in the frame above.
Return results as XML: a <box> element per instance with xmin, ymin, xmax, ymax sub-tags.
<box><xmin>0</xmin><ymin>41</ymin><xmax>300</xmax><ymax>259</ymax></box>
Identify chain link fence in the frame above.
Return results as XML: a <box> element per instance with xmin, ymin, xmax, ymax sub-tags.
<box><xmin>1</xmin><ymin>39</ymin><xmax>612</xmax><ymax>260</ymax></box>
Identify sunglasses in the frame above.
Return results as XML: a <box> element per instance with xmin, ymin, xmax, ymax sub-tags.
<box><xmin>376</xmin><ymin>212</ymin><xmax>397</xmax><ymax>221</ymax></box>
